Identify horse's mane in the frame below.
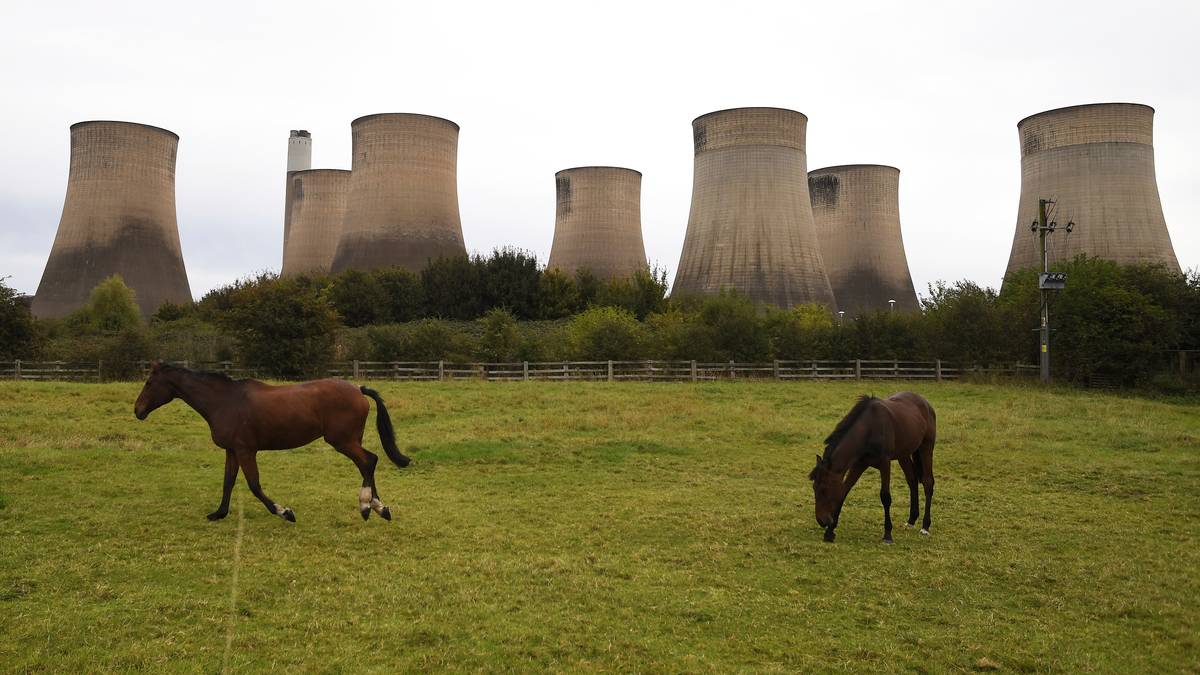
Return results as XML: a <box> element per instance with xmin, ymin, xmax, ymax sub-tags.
<box><xmin>822</xmin><ymin>395</ymin><xmax>878</xmax><ymax>457</ymax></box>
<box><xmin>160</xmin><ymin>363</ymin><xmax>237</xmax><ymax>383</ymax></box>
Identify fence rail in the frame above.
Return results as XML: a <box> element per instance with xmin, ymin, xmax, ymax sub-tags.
<box><xmin>0</xmin><ymin>359</ymin><xmax>1044</xmax><ymax>383</ymax></box>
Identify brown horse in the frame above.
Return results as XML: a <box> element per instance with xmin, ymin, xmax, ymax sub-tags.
<box><xmin>809</xmin><ymin>392</ymin><xmax>936</xmax><ymax>543</ymax></box>
<box><xmin>134</xmin><ymin>362</ymin><xmax>411</xmax><ymax>523</ymax></box>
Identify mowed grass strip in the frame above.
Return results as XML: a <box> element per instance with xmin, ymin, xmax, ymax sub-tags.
<box><xmin>0</xmin><ymin>381</ymin><xmax>1197</xmax><ymax>672</ymax></box>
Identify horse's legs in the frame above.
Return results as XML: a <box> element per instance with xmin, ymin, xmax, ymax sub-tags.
<box><xmin>825</xmin><ymin>460</ymin><xmax>869</xmax><ymax>543</ymax></box>
<box><xmin>898</xmin><ymin>455</ymin><xmax>919</xmax><ymax>527</ymax></box>
<box><xmin>334</xmin><ymin>443</ymin><xmax>390</xmax><ymax>521</ymax></box>
<box><xmin>879</xmin><ymin>461</ymin><xmax>894</xmax><ymax>544</ymax></box>
<box><xmin>236</xmin><ymin>450</ymin><xmax>295</xmax><ymax>522</ymax></box>
<box><xmin>918</xmin><ymin>441</ymin><xmax>935</xmax><ymax>535</ymax></box>
<box><xmin>207</xmin><ymin>449</ymin><xmax>240</xmax><ymax>521</ymax></box>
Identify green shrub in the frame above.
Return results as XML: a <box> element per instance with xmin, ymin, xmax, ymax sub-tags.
<box><xmin>217</xmin><ymin>273</ymin><xmax>338</xmax><ymax>378</ymax></box>
<box><xmin>0</xmin><ymin>277</ymin><xmax>40</xmax><ymax>360</ymax></box>
<box><xmin>482</xmin><ymin>248</ymin><xmax>541</xmax><ymax>319</ymax></box>
<box><xmin>537</xmin><ymin>269</ymin><xmax>580</xmax><ymax>320</ymax></box>
<box><xmin>328</xmin><ymin>269</ymin><xmax>389</xmax><ymax>327</ymax></box>
<box><xmin>422</xmin><ymin>256</ymin><xmax>484</xmax><ymax>320</ymax></box>
<box><xmin>375</xmin><ymin>268</ymin><xmax>424</xmax><ymax>323</ymax></box>
<box><xmin>477</xmin><ymin>308</ymin><xmax>521</xmax><ymax>362</ymax></box>
<box><xmin>77</xmin><ymin>275</ymin><xmax>142</xmax><ymax>333</ymax></box>
<box><xmin>565</xmin><ymin>307</ymin><xmax>644</xmax><ymax>360</ymax></box>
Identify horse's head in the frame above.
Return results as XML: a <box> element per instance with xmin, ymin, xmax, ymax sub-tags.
<box><xmin>134</xmin><ymin>361</ymin><xmax>175</xmax><ymax>420</ymax></box>
<box><xmin>809</xmin><ymin>454</ymin><xmax>842</xmax><ymax>527</ymax></box>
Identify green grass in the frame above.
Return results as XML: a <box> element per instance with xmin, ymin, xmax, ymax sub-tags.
<box><xmin>0</xmin><ymin>380</ymin><xmax>1197</xmax><ymax>672</ymax></box>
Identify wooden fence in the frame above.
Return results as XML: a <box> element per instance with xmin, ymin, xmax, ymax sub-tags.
<box><xmin>1</xmin><ymin>359</ymin><xmax>1041</xmax><ymax>383</ymax></box>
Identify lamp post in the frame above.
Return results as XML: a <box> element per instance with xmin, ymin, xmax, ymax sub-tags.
<box><xmin>888</xmin><ymin>299</ymin><xmax>896</xmax><ymax>313</ymax></box>
<box><xmin>838</xmin><ymin>311</ymin><xmax>845</xmax><ymax>326</ymax></box>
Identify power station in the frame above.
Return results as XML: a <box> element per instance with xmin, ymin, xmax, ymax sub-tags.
<box><xmin>673</xmin><ymin>107</ymin><xmax>836</xmax><ymax>309</ymax></box>
<box><xmin>32</xmin><ymin>121</ymin><xmax>192</xmax><ymax>318</ymax></box>
<box><xmin>1005</xmin><ymin>103</ymin><xmax>1180</xmax><ymax>275</ymax></box>
<box><xmin>282</xmin><ymin>129</ymin><xmax>312</xmax><ymax>263</ymax></box>
<box><xmin>281</xmin><ymin>169</ymin><xmax>350</xmax><ymax>277</ymax></box>
<box><xmin>331</xmin><ymin>113</ymin><xmax>466</xmax><ymax>273</ymax></box>
<box><xmin>809</xmin><ymin>164</ymin><xmax>919</xmax><ymax>315</ymax></box>
<box><xmin>547</xmin><ymin>166</ymin><xmax>647</xmax><ymax>279</ymax></box>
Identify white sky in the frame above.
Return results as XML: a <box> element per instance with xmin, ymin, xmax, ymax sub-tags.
<box><xmin>1</xmin><ymin>0</ymin><xmax>1196</xmax><ymax>299</ymax></box>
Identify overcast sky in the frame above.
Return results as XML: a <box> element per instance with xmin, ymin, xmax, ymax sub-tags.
<box><xmin>1</xmin><ymin>0</ymin><xmax>1196</xmax><ymax>300</ymax></box>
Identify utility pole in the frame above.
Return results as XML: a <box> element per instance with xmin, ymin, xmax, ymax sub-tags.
<box><xmin>1031</xmin><ymin>198</ymin><xmax>1072</xmax><ymax>384</ymax></box>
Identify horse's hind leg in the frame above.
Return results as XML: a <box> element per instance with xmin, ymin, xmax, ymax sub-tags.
<box><xmin>334</xmin><ymin>443</ymin><xmax>390</xmax><ymax>522</ymax></box>
<box><xmin>898</xmin><ymin>455</ymin><xmax>919</xmax><ymax>527</ymax></box>
<box><xmin>918</xmin><ymin>440</ymin><xmax>935</xmax><ymax>535</ymax></box>
<box><xmin>236</xmin><ymin>450</ymin><xmax>295</xmax><ymax>523</ymax></box>
<box><xmin>879</xmin><ymin>461</ymin><xmax>894</xmax><ymax>544</ymax></box>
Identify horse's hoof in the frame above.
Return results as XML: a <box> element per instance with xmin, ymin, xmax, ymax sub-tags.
<box><xmin>207</xmin><ymin>510</ymin><xmax>228</xmax><ymax>521</ymax></box>
<box><xmin>882</xmin><ymin>537</ymin><xmax>894</xmax><ymax>545</ymax></box>
<box><xmin>379</xmin><ymin>506</ymin><xmax>392</xmax><ymax>521</ymax></box>
<box><xmin>919</xmin><ymin>528</ymin><xmax>930</xmax><ymax>536</ymax></box>
<box><xmin>282</xmin><ymin>508</ymin><xmax>296</xmax><ymax>523</ymax></box>
<box><xmin>904</xmin><ymin>522</ymin><xmax>914</xmax><ymax>528</ymax></box>
<box><xmin>823</xmin><ymin>532</ymin><xmax>836</xmax><ymax>543</ymax></box>
<box><xmin>360</xmin><ymin>508</ymin><xmax>370</xmax><ymax>521</ymax></box>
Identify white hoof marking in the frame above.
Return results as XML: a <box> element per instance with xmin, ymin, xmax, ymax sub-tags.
<box><xmin>274</xmin><ymin>504</ymin><xmax>286</xmax><ymax>516</ymax></box>
<box><xmin>370</xmin><ymin>497</ymin><xmax>387</xmax><ymax>515</ymax></box>
<box><xmin>919</xmin><ymin>528</ymin><xmax>930</xmax><ymax>536</ymax></box>
<box><xmin>358</xmin><ymin>486</ymin><xmax>373</xmax><ymax>511</ymax></box>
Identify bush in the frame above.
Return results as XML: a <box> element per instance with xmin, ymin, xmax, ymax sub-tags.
<box><xmin>482</xmin><ymin>248</ymin><xmax>541</xmax><ymax>319</ymax></box>
<box><xmin>216</xmin><ymin>273</ymin><xmax>339</xmax><ymax>378</ymax></box>
<box><xmin>595</xmin><ymin>268</ymin><xmax>669</xmax><ymax>320</ymax></box>
<box><xmin>694</xmin><ymin>292</ymin><xmax>770</xmax><ymax>361</ymax></box>
<box><xmin>422</xmin><ymin>256</ymin><xmax>484</xmax><ymax>320</ymax></box>
<box><xmin>763</xmin><ymin>303</ymin><xmax>835</xmax><ymax>360</ymax></box>
<box><xmin>328</xmin><ymin>269</ymin><xmax>389</xmax><ymax>327</ymax></box>
<box><xmin>0</xmin><ymin>277</ymin><xmax>40</xmax><ymax>360</ymax></box>
<box><xmin>537</xmin><ymin>269</ymin><xmax>580</xmax><ymax>320</ymax></box>
<box><xmin>77</xmin><ymin>275</ymin><xmax>142</xmax><ymax>333</ymax></box>
<box><xmin>477</xmin><ymin>308</ymin><xmax>521</xmax><ymax>362</ymax></box>
<box><xmin>565</xmin><ymin>307</ymin><xmax>644</xmax><ymax>360</ymax></box>
<box><xmin>375</xmin><ymin>268</ymin><xmax>424</xmax><ymax>323</ymax></box>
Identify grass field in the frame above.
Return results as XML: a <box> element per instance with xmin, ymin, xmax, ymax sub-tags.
<box><xmin>0</xmin><ymin>380</ymin><xmax>1197</xmax><ymax>672</ymax></box>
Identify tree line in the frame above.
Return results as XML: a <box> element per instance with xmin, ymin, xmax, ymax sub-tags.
<box><xmin>1</xmin><ymin>250</ymin><xmax>1197</xmax><ymax>390</ymax></box>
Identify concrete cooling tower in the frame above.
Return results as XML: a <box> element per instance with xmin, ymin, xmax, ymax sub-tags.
<box><xmin>282</xmin><ymin>129</ymin><xmax>312</xmax><ymax>262</ymax></box>
<box><xmin>673</xmin><ymin>107</ymin><xmax>835</xmax><ymax>309</ymax></box>
<box><xmin>32</xmin><ymin>121</ymin><xmax>192</xmax><ymax>318</ymax></box>
<box><xmin>331</xmin><ymin>113</ymin><xmax>466</xmax><ymax>273</ymax></box>
<box><xmin>809</xmin><ymin>165</ymin><xmax>919</xmax><ymax>316</ymax></box>
<box><xmin>547</xmin><ymin>166</ymin><xmax>647</xmax><ymax>280</ymax></box>
<box><xmin>281</xmin><ymin>169</ymin><xmax>349</xmax><ymax>277</ymax></box>
<box><xmin>1006</xmin><ymin>103</ymin><xmax>1180</xmax><ymax>275</ymax></box>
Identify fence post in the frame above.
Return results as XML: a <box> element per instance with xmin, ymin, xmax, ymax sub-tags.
<box><xmin>691</xmin><ymin>360</ymin><xmax>697</xmax><ymax>382</ymax></box>
<box><xmin>728</xmin><ymin>359</ymin><xmax>734</xmax><ymax>380</ymax></box>
<box><xmin>97</xmin><ymin>360</ymin><xmax>103</xmax><ymax>383</ymax></box>
<box><xmin>607</xmin><ymin>360</ymin><xmax>613</xmax><ymax>382</ymax></box>
<box><xmin>523</xmin><ymin>361</ymin><xmax>529</xmax><ymax>381</ymax></box>
<box><xmin>811</xmin><ymin>360</ymin><xmax>817</xmax><ymax>379</ymax></box>
<box><xmin>14</xmin><ymin>359</ymin><xmax>20</xmax><ymax>380</ymax></box>
<box><xmin>935</xmin><ymin>359</ymin><xmax>942</xmax><ymax>382</ymax></box>
<box><xmin>393</xmin><ymin>363</ymin><xmax>399</xmax><ymax>381</ymax></box>
<box><xmin>183</xmin><ymin>360</ymin><xmax>189</xmax><ymax>370</ymax></box>
<box><xmin>893</xmin><ymin>359</ymin><xmax>899</xmax><ymax>379</ymax></box>
<box><xmin>855</xmin><ymin>359</ymin><xmax>861</xmax><ymax>380</ymax></box>
<box><xmin>773</xmin><ymin>359</ymin><xmax>780</xmax><ymax>380</ymax></box>
<box><xmin>353</xmin><ymin>360</ymin><xmax>360</xmax><ymax>379</ymax></box>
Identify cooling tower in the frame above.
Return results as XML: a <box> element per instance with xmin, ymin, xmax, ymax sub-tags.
<box><xmin>32</xmin><ymin>121</ymin><xmax>192</xmax><ymax>318</ymax></box>
<box><xmin>331</xmin><ymin>113</ymin><xmax>465</xmax><ymax>273</ymax></box>
<box><xmin>809</xmin><ymin>165</ymin><xmax>919</xmax><ymax>316</ymax></box>
<box><xmin>282</xmin><ymin>129</ymin><xmax>313</xmax><ymax>261</ymax></box>
<box><xmin>1006</xmin><ymin>103</ymin><xmax>1180</xmax><ymax>274</ymax></box>
<box><xmin>547</xmin><ymin>166</ymin><xmax>647</xmax><ymax>279</ymax></box>
<box><xmin>673</xmin><ymin>107</ymin><xmax>836</xmax><ymax>309</ymax></box>
<box><xmin>281</xmin><ymin>169</ymin><xmax>349</xmax><ymax>277</ymax></box>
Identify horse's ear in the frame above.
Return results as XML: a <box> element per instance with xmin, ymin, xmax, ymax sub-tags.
<box><xmin>815</xmin><ymin>454</ymin><xmax>822</xmax><ymax>466</ymax></box>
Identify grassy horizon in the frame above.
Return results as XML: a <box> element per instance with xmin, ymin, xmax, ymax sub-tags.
<box><xmin>1</xmin><ymin>380</ymin><xmax>1197</xmax><ymax>671</ymax></box>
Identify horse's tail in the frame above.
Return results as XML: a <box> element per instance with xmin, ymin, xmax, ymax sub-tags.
<box><xmin>360</xmin><ymin>386</ymin><xmax>411</xmax><ymax>468</ymax></box>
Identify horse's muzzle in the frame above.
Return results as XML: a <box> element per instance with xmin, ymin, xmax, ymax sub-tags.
<box><xmin>134</xmin><ymin>407</ymin><xmax>147</xmax><ymax>420</ymax></box>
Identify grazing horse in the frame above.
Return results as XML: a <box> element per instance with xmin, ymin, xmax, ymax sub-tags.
<box><xmin>134</xmin><ymin>362</ymin><xmax>411</xmax><ymax>523</ymax></box>
<box><xmin>809</xmin><ymin>392</ymin><xmax>936</xmax><ymax>543</ymax></box>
